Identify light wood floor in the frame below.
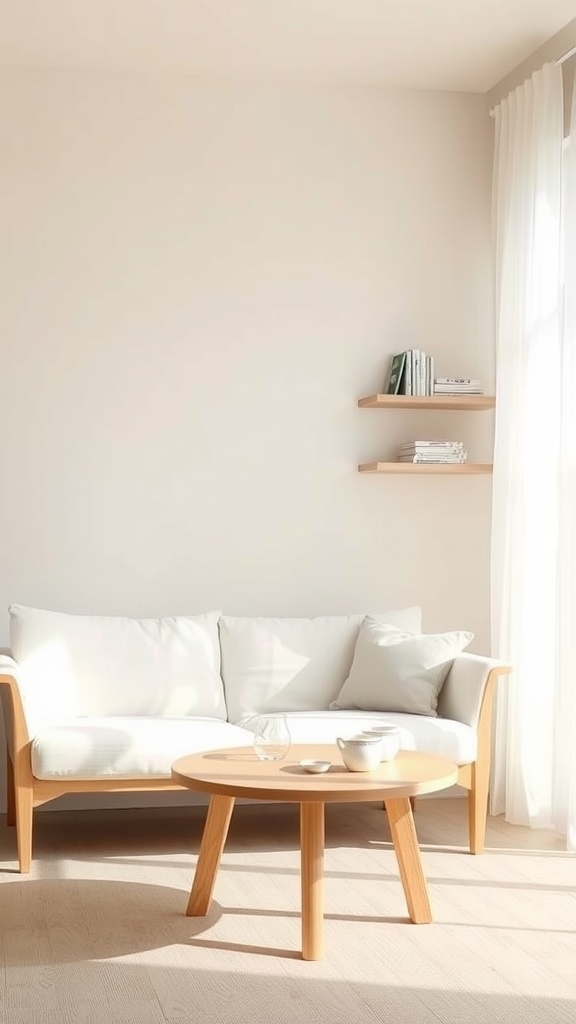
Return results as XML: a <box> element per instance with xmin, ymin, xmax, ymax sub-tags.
<box><xmin>0</xmin><ymin>797</ymin><xmax>575</xmax><ymax>1024</ymax></box>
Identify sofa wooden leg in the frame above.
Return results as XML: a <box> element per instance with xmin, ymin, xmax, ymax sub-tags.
<box><xmin>468</xmin><ymin>761</ymin><xmax>489</xmax><ymax>855</ymax></box>
<box><xmin>6</xmin><ymin>752</ymin><xmax>16</xmax><ymax>827</ymax></box>
<box><xmin>15</xmin><ymin>782</ymin><xmax>34</xmax><ymax>873</ymax></box>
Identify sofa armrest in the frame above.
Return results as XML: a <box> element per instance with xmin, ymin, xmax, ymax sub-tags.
<box><xmin>437</xmin><ymin>652</ymin><xmax>511</xmax><ymax>730</ymax></box>
<box><xmin>0</xmin><ymin>656</ymin><xmax>31</xmax><ymax>757</ymax></box>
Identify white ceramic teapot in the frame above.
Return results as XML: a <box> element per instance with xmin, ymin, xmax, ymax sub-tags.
<box><xmin>336</xmin><ymin>733</ymin><xmax>384</xmax><ymax>772</ymax></box>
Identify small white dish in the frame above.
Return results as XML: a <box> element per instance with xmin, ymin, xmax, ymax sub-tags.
<box><xmin>299</xmin><ymin>759</ymin><xmax>332</xmax><ymax>774</ymax></box>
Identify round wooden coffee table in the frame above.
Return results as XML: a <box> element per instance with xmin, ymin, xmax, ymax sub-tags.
<box><xmin>172</xmin><ymin>744</ymin><xmax>458</xmax><ymax>960</ymax></box>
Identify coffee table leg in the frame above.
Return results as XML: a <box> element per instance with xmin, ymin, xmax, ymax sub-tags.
<box><xmin>384</xmin><ymin>797</ymin><xmax>432</xmax><ymax>924</ymax></box>
<box><xmin>186</xmin><ymin>794</ymin><xmax>235</xmax><ymax>916</ymax></box>
<box><xmin>300</xmin><ymin>801</ymin><xmax>325</xmax><ymax>960</ymax></box>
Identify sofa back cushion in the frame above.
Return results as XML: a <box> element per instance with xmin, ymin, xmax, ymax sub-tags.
<box><xmin>219</xmin><ymin>607</ymin><xmax>422</xmax><ymax>724</ymax></box>
<box><xmin>9</xmin><ymin>605</ymin><xmax>226</xmax><ymax>722</ymax></box>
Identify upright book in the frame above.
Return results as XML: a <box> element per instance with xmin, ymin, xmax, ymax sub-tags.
<box><xmin>385</xmin><ymin>352</ymin><xmax>407</xmax><ymax>394</ymax></box>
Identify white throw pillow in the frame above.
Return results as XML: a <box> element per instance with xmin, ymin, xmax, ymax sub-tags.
<box><xmin>330</xmin><ymin>617</ymin><xmax>473</xmax><ymax>717</ymax></box>
<box><xmin>219</xmin><ymin>607</ymin><xmax>423</xmax><ymax>723</ymax></box>
<box><xmin>9</xmin><ymin>605</ymin><xmax>226</xmax><ymax>722</ymax></box>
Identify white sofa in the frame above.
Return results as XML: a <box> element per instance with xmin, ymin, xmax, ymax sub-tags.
<box><xmin>0</xmin><ymin>604</ymin><xmax>510</xmax><ymax>872</ymax></box>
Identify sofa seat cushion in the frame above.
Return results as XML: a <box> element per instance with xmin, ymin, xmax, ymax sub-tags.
<box><xmin>242</xmin><ymin>711</ymin><xmax>476</xmax><ymax>765</ymax></box>
<box><xmin>10</xmin><ymin>605</ymin><xmax>227</xmax><ymax>722</ymax></box>
<box><xmin>219</xmin><ymin>607</ymin><xmax>422</xmax><ymax>724</ymax></box>
<box><xmin>31</xmin><ymin>717</ymin><xmax>254</xmax><ymax>780</ymax></box>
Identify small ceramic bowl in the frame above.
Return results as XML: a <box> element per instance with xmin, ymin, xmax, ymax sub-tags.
<box><xmin>299</xmin><ymin>759</ymin><xmax>332</xmax><ymax>774</ymax></box>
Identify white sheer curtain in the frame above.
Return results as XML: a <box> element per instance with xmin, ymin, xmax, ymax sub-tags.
<box><xmin>491</xmin><ymin>62</ymin><xmax>576</xmax><ymax>850</ymax></box>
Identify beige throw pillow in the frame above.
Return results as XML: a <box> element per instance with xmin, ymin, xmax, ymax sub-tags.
<box><xmin>329</xmin><ymin>617</ymin><xmax>473</xmax><ymax>717</ymax></box>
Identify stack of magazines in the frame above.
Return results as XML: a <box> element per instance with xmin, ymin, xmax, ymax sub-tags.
<box><xmin>398</xmin><ymin>441</ymin><xmax>468</xmax><ymax>464</ymax></box>
<box><xmin>434</xmin><ymin>377</ymin><xmax>483</xmax><ymax>395</ymax></box>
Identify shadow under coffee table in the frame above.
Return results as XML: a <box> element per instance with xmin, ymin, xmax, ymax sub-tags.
<box><xmin>172</xmin><ymin>744</ymin><xmax>458</xmax><ymax>961</ymax></box>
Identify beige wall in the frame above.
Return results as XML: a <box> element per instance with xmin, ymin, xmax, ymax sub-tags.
<box><xmin>0</xmin><ymin>69</ymin><xmax>493</xmax><ymax>809</ymax></box>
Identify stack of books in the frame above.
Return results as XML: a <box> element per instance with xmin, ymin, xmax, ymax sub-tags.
<box><xmin>385</xmin><ymin>350</ymin><xmax>434</xmax><ymax>396</ymax></box>
<box><xmin>397</xmin><ymin>441</ymin><xmax>468</xmax><ymax>464</ymax></box>
<box><xmin>434</xmin><ymin>377</ymin><xmax>483</xmax><ymax>395</ymax></box>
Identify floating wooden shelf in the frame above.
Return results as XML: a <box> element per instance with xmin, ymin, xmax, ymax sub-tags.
<box><xmin>358</xmin><ymin>394</ymin><xmax>495</xmax><ymax>411</ymax></box>
<box><xmin>358</xmin><ymin>462</ymin><xmax>493</xmax><ymax>475</ymax></box>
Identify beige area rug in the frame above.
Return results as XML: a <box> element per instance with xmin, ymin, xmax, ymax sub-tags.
<box><xmin>0</xmin><ymin>797</ymin><xmax>575</xmax><ymax>1024</ymax></box>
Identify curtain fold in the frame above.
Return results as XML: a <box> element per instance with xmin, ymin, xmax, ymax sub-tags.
<box><xmin>554</xmin><ymin>71</ymin><xmax>576</xmax><ymax>849</ymax></box>
<box><xmin>491</xmin><ymin>62</ymin><xmax>576</xmax><ymax>849</ymax></box>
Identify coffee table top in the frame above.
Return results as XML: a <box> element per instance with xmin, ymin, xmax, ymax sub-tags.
<box><xmin>172</xmin><ymin>745</ymin><xmax>458</xmax><ymax>803</ymax></box>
